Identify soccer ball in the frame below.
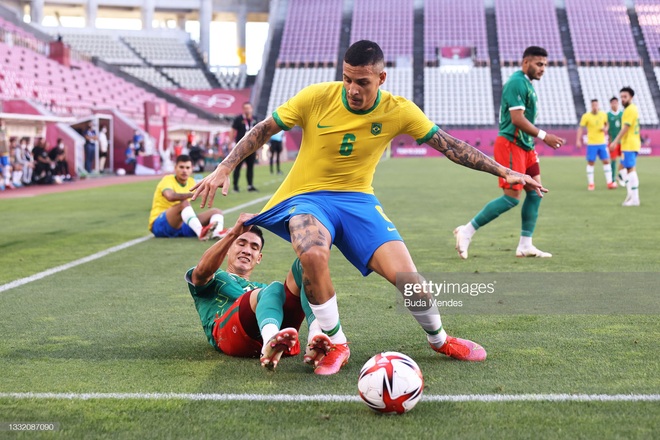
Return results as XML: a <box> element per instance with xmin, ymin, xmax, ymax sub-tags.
<box><xmin>357</xmin><ymin>351</ymin><xmax>424</xmax><ymax>414</ymax></box>
<box><xmin>116</xmin><ymin>168</ymin><xmax>126</xmax><ymax>176</ymax></box>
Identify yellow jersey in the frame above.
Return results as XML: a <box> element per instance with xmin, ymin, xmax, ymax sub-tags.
<box><xmin>621</xmin><ymin>103</ymin><xmax>641</xmax><ymax>152</ymax></box>
<box><xmin>148</xmin><ymin>174</ymin><xmax>195</xmax><ymax>229</ymax></box>
<box><xmin>267</xmin><ymin>82</ymin><xmax>437</xmax><ymax>211</ymax></box>
<box><xmin>579</xmin><ymin>111</ymin><xmax>608</xmax><ymax>145</ymax></box>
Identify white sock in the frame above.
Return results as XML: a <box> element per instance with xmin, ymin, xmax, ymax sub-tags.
<box><xmin>586</xmin><ymin>164</ymin><xmax>595</xmax><ymax>185</ymax></box>
<box><xmin>603</xmin><ymin>164</ymin><xmax>613</xmax><ymax>184</ymax></box>
<box><xmin>619</xmin><ymin>168</ymin><xmax>628</xmax><ymax>184</ymax></box>
<box><xmin>518</xmin><ymin>236</ymin><xmax>532</xmax><ymax>248</ymax></box>
<box><xmin>408</xmin><ymin>306</ymin><xmax>447</xmax><ymax>347</ymax></box>
<box><xmin>463</xmin><ymin>222</ymin><xmax>477</xmax><ymax>237</ymax></box>
<box><xmin>260</xmin><ymin>323</ymin><xmax>280</xmax><ymax>346</ymax></box>
<box><xmin>181</xmin><ymin>206</ymin><xmax>203</xmax><ymax>236</ymax></box>
<box><xmin>210</xmin><ymin>214</ymin><xmax>225</xmax><ymax>238</ymax></box>
<box><xmin>307</xmin><ymin>319</ymin><xmax>322</xmax><ymax>344</ymax></box>
<box><xmin>628</xmin><ymin>171</ymin><xmax>639</xmax><ymax>201</ymax></box>
<box><xmin>308</xmin><ymin>295</ymin><xmax>347</xmax><ymax>344</ymax></box>
<box><xmin>2</xmin><ymin>167</ymin><xmax>10</xmax><ymax>185</ymax></box>
<box><xmin>12</xmin><ymin>171</ymin><xmax>22</xmax><ymax>185</ymax></box>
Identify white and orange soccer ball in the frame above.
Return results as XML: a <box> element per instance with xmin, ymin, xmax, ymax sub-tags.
<box><xmin>357</xmin><ymin>351</ymin><xmax>424</xmax><ymax>414</ymax></box>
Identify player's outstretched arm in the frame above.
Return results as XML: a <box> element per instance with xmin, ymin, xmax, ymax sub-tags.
<box><xmin>426</xmin><ymin>129</ymin><xmax>548</xmax><ymax>196</ymax></box>
<box><xmin>191</xmin><ymin>213</ymin><xmax>257</xmax><ymax>286</ymax></box>
<box><xmin>191</xmin><ymin>118</ymin><xmax>282</xmax><ymax>207</ymax></box>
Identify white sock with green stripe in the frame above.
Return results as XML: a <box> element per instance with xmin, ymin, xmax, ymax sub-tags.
<box><xmin>309</xmin><ymin>295</ymin><xmax>347</xmax><ymax>344</ymax></box>
<box><xmin>586</xmin><ymin>164</ymin><xmax>595</xmax><ymax>185</ymax></box>
<box><xmin>628</xmin><ymin>171</ymin><xmax>640</xmax><ymax>200</ymax></box>
<box><xmin>409</xmin><ymin>307</ymin><xmax>447</xmax><ymax>348</ymax></box>
<box><xmin>603</xmin><ymin>164</ymin><xmax>613</xmax><ymax>184</ymax></box>
<box><xmin>181</xmin><ymin>206</ymin><xmax>203</xmax><ymax>236</ymax></box>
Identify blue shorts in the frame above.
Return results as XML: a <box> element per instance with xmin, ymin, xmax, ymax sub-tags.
<box><xmin>246</xmin><ymin>191</ymin><xmax>403</xmax><ymax>276</ymax></box>
<box><xmin>0</xmin><ymin>155</ymin><xmax>9</xmax><ymax>166</ymax></box>
<box><xmin>151</xmin><ymin>212</ymin><xmax>196</xmax><ymax>238</ymax></box>
<box><xmin>586</xmin><ymin>144</ymin><xmax>609</xmax><ymax>162</ymax></box>
<box><xmin>620</xmin><ymin>151</ymin><xmax>638</xmax><ymax>169</ymax></box>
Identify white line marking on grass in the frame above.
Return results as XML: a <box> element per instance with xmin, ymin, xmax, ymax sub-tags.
<box><xmin>0</xmin><ymin>393</ymin><xmax>658</xmax><ymax>403</ymax></box>
<box><xmin>0</xmin><ymin>195</ymin><xmax>273</xmax><ymax>293</ymax></box>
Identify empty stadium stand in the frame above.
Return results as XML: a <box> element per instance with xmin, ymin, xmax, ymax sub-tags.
<box><xmin>565</xmin><ymin>0</ymin><xmax>639</xmax><ymax>64</ymax></box>
<box><xmin>161</xmin><ymin>68</ymin><xmax>212</xmax><ymax>89</ymax></box>
<box><xmin>579</xmin><ymin>66</ymin><xmax>659</xmax><ymax>125</ymax></box>
<box><xmin>424</xmin><ymin>67</ymin><xmax>495</xmax><ymax>125</ymax></box>
<box><xmin>278</xmin><ymin>0</ymin><xmax>343</xmax><ymax>65</ymax></box>
<box><xmin>494</xmin><ymin>0</ymin><xmax>564</xmax><ymax>64</ymax></box>
<box><xmin>380</xmin><ymin>67</ymin><xmax>413</xmax><ymax>101</ymax></box>
<box><xmin>636</xmin><ymin>0</ymin><xmax>660</xmax><ymax>64</ymax></box>
<box><xmin>424</xmin><ymin>0</ymin><xmax>489</xmax><ymax>63</ymax></box>
<box><xmin>350</xmin><ymin>0</ymin><xmax>414</xmax><ymax>65</ymax></box>
<box><xmin>120</xmin><ymin>66</ymin><xmax>176</xmax><ymax>89</ymax></box>
<box><xmin>122</xmin><ymin>35</ymin><xmax>196</xmax><ymax>67</ymax></box>
<box><xmin>59</xmin><ymin>32</ymin><xmax>142</xmax><ymax>65</ymax></box>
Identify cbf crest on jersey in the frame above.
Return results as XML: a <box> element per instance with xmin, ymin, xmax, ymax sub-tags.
<box><xmin>371</xmin><ymin>122</ymin><xmax>382</xmax><ymax>136</ymax></box>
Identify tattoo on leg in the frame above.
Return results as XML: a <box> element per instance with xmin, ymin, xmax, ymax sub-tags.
<box><xmin>289</xmin><ymin>214</ymin><xmax>329</xmax><ymax>255</ymax></box>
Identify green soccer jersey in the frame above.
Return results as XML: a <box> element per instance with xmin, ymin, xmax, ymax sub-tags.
<box><xmin>607</xmin><ymin>110</ymin><xmax>622</xmax><ymax>142</ymax></box>
<box><xmin>185</xmin><ymin>268</ymin><xmax>268</xmax><ymax>349</ymax></box>
<box><xmin>499</xmin><ymin>70</ymin><xmax>539</xmax><ymax>151</ymax></box>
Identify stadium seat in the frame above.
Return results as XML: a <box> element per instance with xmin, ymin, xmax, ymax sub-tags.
<box><xmin>579</xmin><ymin>66</ymin><xmax>659</xmax><ymax>125</ymax></box>
<box><xmin>266</xmin><ymin>68</ymin><xmax>336</xmax><ymax>116</ymax></box>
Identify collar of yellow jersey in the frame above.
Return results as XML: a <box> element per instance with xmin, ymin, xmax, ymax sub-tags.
<box><xmin>341</xmin><ymin>87</ymin><xmax>381</xmax><ymax>115</ymax></box>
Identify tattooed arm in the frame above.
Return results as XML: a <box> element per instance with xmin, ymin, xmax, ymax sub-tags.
<box><xmin>426</xmin><ymin>129</ymin><xmax>548</xmax><ymax>195</ymax></box>
<box><xmin>192</xmin><ymin>117</ymin><xmax>282</xmax><ymax>207</ymax></box>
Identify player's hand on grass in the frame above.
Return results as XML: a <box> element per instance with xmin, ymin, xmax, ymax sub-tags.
<box><xmin>543</xmin><ymin>133</ymin><xmax>565</xmax><ymax>150</ymax></box>
<box><xmin>191</xmin><ymin>164</ymin><xmax>231</xmax><ymax>208</ymax></box>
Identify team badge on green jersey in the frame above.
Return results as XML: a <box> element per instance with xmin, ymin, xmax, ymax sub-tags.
<box><xmin>371</xmin><ymin>122</ymin><xmax>382</xmax><ymax>136</ymax></box>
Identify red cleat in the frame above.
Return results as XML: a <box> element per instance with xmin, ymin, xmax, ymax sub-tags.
<box><xmin>198</xmin><ymin>221</ymin><xmax>217</xmax><ymax>241</ymax></box>
<box><xmin>431</xmin><ymin>336</ymin><xmax>487</xmax><ymax>362</ymax></box>
<box><xmin>260</xmin><ymin>327</ymin><xmax>298</xmax><ymax>370</ymax></box>
<box><xmin>304</xmin><ymin>334</ymin><xmax>350</xmax><ymax>375</ymax></box>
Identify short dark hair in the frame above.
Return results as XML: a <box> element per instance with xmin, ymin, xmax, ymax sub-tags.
<box><xmin>344</xmin><ymin>40</ymin><xmax>385</xmax><ymax>67</ymax></box>
<box><xmin>523</xmin><ymin>46</ymin><xmax>548</xmax><ymax>59</ymax></box>
<box><xmin>620</xmin><ymin>86</ymin><xmax>635</xmax><ymax>97</ymax></box>
<box><xmin>610</xmin><ymin>96</ymin><xmax>618</xmax><ymax>102</ymax></box>
<box><xmin>176</xmin><ymin>154</ymin><xmax>191</xmax><ymax>164</ymax></box>
<box><xmin>248</xmin><ymin>225</ymin><xmax>264</xmax><ymax>250</ymax></box>
<box><xmin>591</xmin><ymin>99</ymin><xmax>598</xmax><ymax>103</ymax></box>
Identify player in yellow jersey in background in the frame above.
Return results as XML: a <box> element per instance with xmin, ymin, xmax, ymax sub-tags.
<box><xmin>577</xmin><ymin>99</ymin><xmax>616</xmax><ymax>191</ymax></box>
<box><xmin>149</xmin><ymin>155</ymin><xmax>227</xmax><ymax>239</ymax></box>
<box><xmin>609</xmin><ymin>87</ymin><xmax>641</xmax><ymax>206</ymax></box>
<box><xmin>191</xmin><ymin>40</ymin><xmax>546</xmax><ymax>375</ymax></box>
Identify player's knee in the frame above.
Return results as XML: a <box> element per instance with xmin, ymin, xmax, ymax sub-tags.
<box><xmin>258</xmin><ymin>281</ymin><xmax>285</xmax><ymax>301</ymax></box>
<box><xmin>298</xmin><ymin>246</ymin><xmax>330</xmax><ymax>270</ymax></box>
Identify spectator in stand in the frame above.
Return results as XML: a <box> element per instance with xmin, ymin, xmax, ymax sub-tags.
<box><xmin>135</xmin><ymin>140</ymin><xmax>146</xmax><ymax>158</ymax></box>
<box><xmin>173</xmin><ymin>140</ymin><xmax>184</xmax><ymax>159</ymax></box>
<box><xmin>187</xmin><ymin>131</ymin><xmax>195</xmax><ymax>148</ymax></box>
<box><xmin>8</xmin><ymin>138</ymin><xmax>23</xmax><ymax>188</ymax></box>
<box><xmin>31</xmin><ymin>139</ymin><xmax>55</xmax><ymax>185</ymax></box>
<box><xmin>268</xmin><ymin>131</ymin><xmax>284</xmax><ymax>175</ymax></box>
<box><xmin>0</xmin><ymin>119</ymin><xmax>13</xmax><ymax>190</ymax></box>
<box><xmin>98</xmin><ymin>126</ymin><xmax>109</xmax><ymax>172</ymax></box>
<box><xmin>48</xmin><ymin>138</ymin><xmax>72</xmax><ymax>182</ymax></box>
<box><xmin>231</xmin><ymin>102</ymin><xmax>260</xmax><ymax>192</ymax></box>
<box><xmin>14</xmin><ymin>138</ymin><xmax>33</xmax><ymax>186</ymax></box>
<box><xmin>83</xmin><ymin>122</ymin><xmax>98</xmax><ymax>173</ymax></box>
<box><xmin>133</xmin><ymin>130</ymin><xmax>143</xmax><ymax>148</ymax></box>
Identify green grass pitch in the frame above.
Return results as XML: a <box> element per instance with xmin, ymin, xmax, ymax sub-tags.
<box><xmin>0</xmin><ymin>157</ymin><xmax>658</xmax><ymax>439</ymax></box>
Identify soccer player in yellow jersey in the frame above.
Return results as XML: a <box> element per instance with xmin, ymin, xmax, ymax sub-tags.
<box><xmin>609</xmin><ymin>87</ymin><xmax>641</xmax><ymax>206</ymax></box>
<box><xmin>149</xmin><ymin>155</ymin><xmax>226</xmax><ymax>239</ymax></box>
<box><xmin>191</xmin><ymin>41</ymin><xmax>546</xmax><ymax>375</ymax></box>
<box><xmin>576</xmin><ymin>99</ymin><xmax>616</xmax><ymax>191</ymax></box>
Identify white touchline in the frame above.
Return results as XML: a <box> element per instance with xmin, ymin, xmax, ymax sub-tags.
<box><xmin>0</xmin><ymin>392</ymin><xmax>658</xmax><ymax>402</ymax></box>
<box><xmin>0</xmin><ymin>194</ymin><xmax>273</xmax><ymax>294</ymax></box>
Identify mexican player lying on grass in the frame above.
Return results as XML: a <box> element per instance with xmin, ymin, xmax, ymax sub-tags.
<box><xmin>186</xmin><ymin>213</ymin><xmax>321</xmax><ymax>370</ymax></box>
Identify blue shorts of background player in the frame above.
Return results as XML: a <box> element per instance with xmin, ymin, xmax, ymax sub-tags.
<box><xmin>586</xmin><ymin>144</ymin><xmax>610</xmax><ymax>162</ymax></box>
<box><xmin>246</xmin><ymin>191</ymin><xmax>402</xmax><ymax>276</ymax></box>
<box><xmin>620</xmin><ymin>151</ymin><xmax>638</xmax><ymax>169</ymax></box>
<box><xmin>151</xmin><ymin>212</ymin><xmax>196</xmax><ymax>237</ymax></box>
<box><xmin>0</xmin><ymin>155</ymin><xmax>9</xmax><ymax>167</ymax></box>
